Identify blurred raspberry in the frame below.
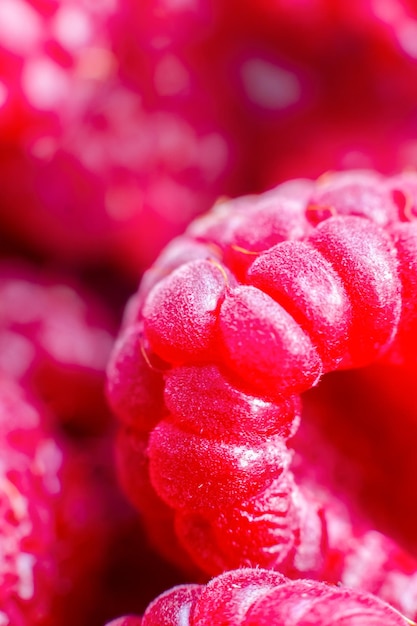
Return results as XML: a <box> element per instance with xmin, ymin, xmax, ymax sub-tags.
<box><xmin>3</xmin><ymin>0</ymin><xmax>417</xmax><ymax>278</ymax></box>
<box><xmin>0</xmin><ymin>1</ymin><xmax>237</xmax><ymax>277</ymax></box>
<box><xmin>0</xmin><ymin>262</ymin><xmax>115</xmax><ymax>435</ymax></box>
<box><xmin>0</xmin><ymin>375</ymin><xmax>109</xmax><ymax>625</ymax></box>
<box><xmin>297</xmin><ymin>360</ymin><xmax>417</xmax><ymax>556</ymax></box>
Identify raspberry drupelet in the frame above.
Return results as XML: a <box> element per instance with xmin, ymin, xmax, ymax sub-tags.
<box><xmin>107</xmin><ymin>170</ymin><xmax>417</xmax><ymax>619</ymax></box>
<box><xmin>105</xmin><ymin>567</ymin><xmax>414</xmax><ymax>625</ymax></box>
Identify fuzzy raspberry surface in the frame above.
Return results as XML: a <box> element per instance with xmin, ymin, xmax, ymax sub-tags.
<box><xmin>108</xmin><ymin>169</ymin><xmax>417</xmax><ymax>620</ymax></box>
<box><xmin>106</xmin><ymin>568</ymin><xmax>411</xmax><ymax>625</ymax></box>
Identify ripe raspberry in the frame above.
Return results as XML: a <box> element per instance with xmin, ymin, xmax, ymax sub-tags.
<box><xmin>0</xmin><ymin>263</ymin><xmax>115</xmax><ymax>435</ymax></box>
<box><xmin>0</xmin><ymin>1</ymin><xmax>236</xmax><ymax>275</ymax></box>
<box><xmin>105</xmin><ymin>568</ymin><xmax>411</xmax><ymax>625</ymax></box>
<box><xmin>188</xmin><ymin>0</ymin><xmax>417</xmax><ymax>192</ymax></box>
<box><xmin>0</xmin><ymin>264</ymin><xmax>179</xmax><ymax>623</ymax></box>
<box><xmin>0</xmin><ymin>374</ymin><xmax>110</xmax><ymax>625</ymax></box>
<box><xmin>109</xmin><ymin>170</ymin><xmax>417</xmax><ymax>619</ymax></box>
<box><xmin>0</xmin><ymin>0</ymin><xmax>116</xmax><ymax>141</ymax></box>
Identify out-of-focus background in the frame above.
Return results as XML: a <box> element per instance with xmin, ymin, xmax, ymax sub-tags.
<box><xmin>2</xmin><ymin>0</ymin><xmax>417</xmax><ymax>290</ymax></box>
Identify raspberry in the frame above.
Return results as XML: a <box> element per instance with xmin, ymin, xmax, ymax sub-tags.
<box><xmin>295</xmin><ymin>359</ymin><xmax>417</xmax><ymax>559</ymax></box>
<box><xmin>262</xmin><ymin>122</ymin><xmax>417</xmax><ymax>189</ymax></box>
<box><xmin>243</xmin><ymin>580</ymin><xmax>410</xmax><ymax>626</ymax></box>
<box><xmin>3</xmin><ymin>0</ymin><xmax>417</xmax><ymax>281</ymax></box>
<box><xmin>307</xmin><ymin>215</ymin><xmax>401</xmax><ymax>366</ymax></box>
<box><xmin>0</xmin><ymin>375</ymin><xmax>108</xmax><ymax>625</ymax></box>
<box><xmin>106</xmin><ymin>323</ymin><xmax>166</xmax><ymax>432</ymax></box>
<box><xmin>0</xmin><ymin>263</ymin><xmax>115</xmax><ymax>435</ymax></box>
<box><xmin>0</xmin><ymin>0</ymin><xmax>116</xmax><ymax>142</ymax></box>
<box><xmin>219</xmin><ymin>284</ymin><xmax>323</xmax><ymax>396</ymax></box>
<box><xmin>247</xmin><ymin>239</ymin><xmax>351</xmax><ymax>368</ymax></box>
<box><xmin>164</xmin><ymin>365</ymin><xmax>301</xmax><ymax>441</ymax></box>
<box><xmin>106</xmin><ymin>568</ymin><xmax>411</xmax><ymax>625</ymax></box>
<box><xmin>384</xmin><ymin>222</ymin><xmax>417</xmax><ymax>365</ymax></box>
<box><xmin>0</xmin><ymin>2</ymin><xmax>236</xmax><ymax>275</ymax></box>
<box><xmin>109</xmin><ymin>170</ymin><xmax>417</xmax><ymax>619</ymax></box>
<box><xmin>0</xmin><ymin>265</ymin><xmax>175</xmax><ymax>623</ymax></box>
<box><xmin>142</xmin><ymin>584</ymin><xmax>202</xmax><ymax>626</ymax></box>
<box><xmin>187</xmin><ymin>180</ymin><xmax>313</xmax><ymax>279</ymax></box>
<box><xmin>199</xmin><ymin>0</ymin><xmax>417</xmax><ymax>194</ymax></box>
<box><xmin>0</xmin><ymin>79</ymin><xmax>234</xmax><ymax>275</ymax></box>
<box><xmin>190</xmin><ymin>568</ymin><xmax>286</xmax><ymax>624</ymax></box>
<box><xmin>148</xmin><ymin>419</ymin><xmax>292</xmax><ymax>513</ymax></box>
<box><xmin>115</xmin><ymin>426</ymin><xmax>199</xmax><ymax>576</ymax></box>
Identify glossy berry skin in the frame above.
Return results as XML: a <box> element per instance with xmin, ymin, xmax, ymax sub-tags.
<box><xmin>106</xmin><ymin>568</ymin><xmax>411</xmax><ymax>626</ymax></box>
<box><xmin>108</xmin><ymin>170</ymin><xmax>417</xmax><ymax>619</ymax></box>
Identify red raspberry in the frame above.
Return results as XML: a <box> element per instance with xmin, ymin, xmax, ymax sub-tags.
<box><xmin>0</xmin><ymin>264</ymin><xmax>183</xmax><ymax>623</ymax></box>
<box><xmin>109</xmin><ymin>170</ymin><xmax>417</xmax><ymax>619</ymax></box>
<box><xmin>0</xmin><ymin>375</ymin><xmax>110</xmax><ymax>625</ymax></box>
<box><xmin>186</xmin><ymin>0</ymin><xmax>417</xmax><ymax>192</ymax></box>
<box><xmin>0</xmin><ymin>79</ymin><xmax>235</xmax><ymax>276</ymax></box>
<box><xmin>105</xmin><ymin>568</ymin><xmax>412</xmax><ymax>625</ymax></box>
<box><xmin>215</xmin><ymin>1</ymin><xmax>417</xmax><ymax>192</ymax></box>
<box><xmin>0</xmin><ymin>263</ymin><xmax>115</xmax><ymax>435</ymax></box>
<box><xmin>0</xmin><ymin>0</ymin><xmax>116</xmax><ymax>142</ymax></box>
<box><xmin>0</xmin><ymin>1</ymin><xmax>236</xmax><ymax>276</ymax></box>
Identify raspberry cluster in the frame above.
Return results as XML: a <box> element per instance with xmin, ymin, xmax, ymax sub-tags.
<box><xmin>108</xmin><ymin>170</ymin><xmax>417</xmax><ymax>620</ymax></box>
<box><xmin>4</xmin><ymin>1</ymin><xmax>417</xmax><ymax>625</ymax></box>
